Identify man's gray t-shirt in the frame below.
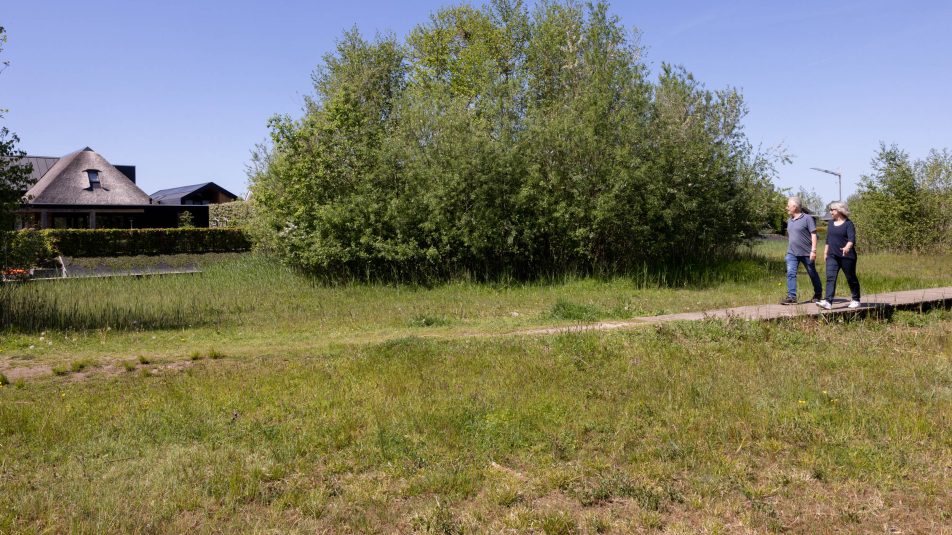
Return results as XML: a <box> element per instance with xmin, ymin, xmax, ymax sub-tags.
<box><xmin>787</xmin><ymin>213</ymin><xmax>817</xmax><ymax>256</ymax></box>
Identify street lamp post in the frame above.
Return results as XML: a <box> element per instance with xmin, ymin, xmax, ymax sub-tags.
<box><xmin>810</xmin><ymin>167</ymin><xmax>843</xmax><ymax>202</ymax></box>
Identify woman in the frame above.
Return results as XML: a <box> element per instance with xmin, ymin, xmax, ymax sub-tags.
<box><xmin>816</xmin><ymin>201</ymin><xmax>861</xmax><ymax>310</ymax></box>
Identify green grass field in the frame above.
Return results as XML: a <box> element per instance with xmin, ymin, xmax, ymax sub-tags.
<box><xmin>1</xmin><ymin>241</ymin><xmax>951</xmax><ymax>533</ymax></box>
<box><xmin>2</xmin><ymin>240</ymin><xmax>951</xmax><ymax>352</ymax></box>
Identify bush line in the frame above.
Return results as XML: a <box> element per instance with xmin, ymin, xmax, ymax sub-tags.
<box><xmin>4</xmin><ymin>228</ymin><xmax>252</xmax><ymax>260</ymax></box>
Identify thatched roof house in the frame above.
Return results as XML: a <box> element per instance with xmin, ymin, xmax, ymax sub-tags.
<box><xmin>10</xmin><ymin>148</ymin><xmax>208</xmax><ymax>230</ymax></box>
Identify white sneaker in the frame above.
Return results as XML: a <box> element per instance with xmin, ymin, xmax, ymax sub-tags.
<box><xmin>816</xmin><ymin>300</ymin><xmax>832</xmax><ymax>310</ymax></box>
<box><xmin>848</xmin><ymin>300</ymin><xmax>861</xmax><ymax>309</ymax></box>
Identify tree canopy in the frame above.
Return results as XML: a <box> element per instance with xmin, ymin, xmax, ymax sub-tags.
<box><xmin>849</xmin><ymin>143</ymin><xmax>952</xmax><ymax>252</ymax></box>
<box><xmin>249</xmin><ymin>0</ymin><xmax>788</xmax><ymax>279</ymax></box>
<box><xmin>1</xmin><ymin>26</ymin><xmax>34</xmax><ymax>237</ymax></box>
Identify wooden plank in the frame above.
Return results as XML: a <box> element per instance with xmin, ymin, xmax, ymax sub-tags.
<box><xmin>512</xmin><ymin>286</ymin><xmax>952</xmax><ymax>336</ymax></box>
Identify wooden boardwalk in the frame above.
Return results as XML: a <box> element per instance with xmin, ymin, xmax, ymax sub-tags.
<box><xmin>517</xmin><ymin>286</ymin><xmax>952</xmax><ymax>335</ymax></box>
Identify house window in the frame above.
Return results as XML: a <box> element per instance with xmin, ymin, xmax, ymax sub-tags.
<box><xmin>97</xmin><ymin>213</ymin><xmax>137</xmax><ymax>229</ymax></box>
<box><xmin>51</xmin><ymin>214</ymin><xmax>90</xmax><ymax>229</ymax></box>
<box><xmin>87</xmin><ymin>170</ymin><xmax>101</xmax><ymax>189</ymax></box>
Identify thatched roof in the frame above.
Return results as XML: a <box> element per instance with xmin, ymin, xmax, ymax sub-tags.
<box><xmin>25</xmin><ymin>148</ymin><xmax>152</xmax><ymax>205</ymax></box>
<box><xmin>3</xmin><ymin>150</ymin><xmax>136</xmax><ymax>193</ymax></box>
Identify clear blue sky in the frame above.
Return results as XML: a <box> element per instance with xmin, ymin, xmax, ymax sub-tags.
<box><xmin>3</xmin><ymin>0</ymin><xmax>950</xmax><ymax>204</ymax></box>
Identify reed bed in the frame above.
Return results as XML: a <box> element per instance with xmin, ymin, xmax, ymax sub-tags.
<box><xmin>2</xmin><ymin>242</ymin><xmax>952</xmax><ymax>337</ymax></box>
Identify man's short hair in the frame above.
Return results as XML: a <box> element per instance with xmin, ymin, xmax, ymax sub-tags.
<box><xmin>787</xmin><ymin>197</ymin><xmax>802</xmax><ymax>210</ymax></box>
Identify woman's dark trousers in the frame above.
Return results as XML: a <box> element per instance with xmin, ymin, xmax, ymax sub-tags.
<box><xmin>825</xmin><ymin>255</ymin><xmax>860</xmax><ymax>302</ymax></box>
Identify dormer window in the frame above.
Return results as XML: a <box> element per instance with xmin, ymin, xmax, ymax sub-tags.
<box><xmin>86</xmin><ymin>169</ymin><xmax>101</xmax><ymax>189</ymax></box>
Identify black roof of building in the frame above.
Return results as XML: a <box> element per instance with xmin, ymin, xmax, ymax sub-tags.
<box><xmin>20</xmin><ymin>156</ymin><xmax>60</xmax><ymax>183</ymax></box>
<box><xmin>150</xmin><ymin>182</ymin><xmax>238</xmax><ymax>204</ymax></box>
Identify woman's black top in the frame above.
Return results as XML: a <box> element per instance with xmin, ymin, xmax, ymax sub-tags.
<box><xmin>826</xmin><ymin>219</ymin><xmax>857</xmax><ymax>259</ymax></box>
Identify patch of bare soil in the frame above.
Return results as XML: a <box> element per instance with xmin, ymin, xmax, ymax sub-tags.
<box><xmin>0</xmin><ymin>357</ymin><xmax>197</xmax><ymax>382</ymax></box>
<box><xmin>0</xmin><ymin>362</ymin><xmax>52</xmax><ymax>380</ymax></box>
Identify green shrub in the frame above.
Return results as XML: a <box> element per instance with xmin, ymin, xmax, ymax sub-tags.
<box><xmin>122</xmin><ymin>361</ymin><xmax>137</xmax><ymax>372</ymax></box>
<box><xmin>37</xmin><ymin>228</ymin><xmax>252</xmax><ymax>257</ymax></box>
<box><xmin>178</xmin><ymin>211</ymin><xmax>196</xmax><ymax>229</ymax></box>
<box><xmin>210</xmin><ymin>200</ymin><xmax>255</xmax><ymax>228</ymax></box>
<box><xmin>208</xmin><ymin>349</ymin><xmax>226</xmax><ymax>359</ymax></box>
<box><xmin>137</xmin><ymin>355</ymin><xmax>150</xmax><ymax>364</ymax></box>
<box><xmin>1</xmin><ymin>229</ymin><xmax>57</xmax><ymax>270</ymax></box>
<box><xmin>0</xmin><ymin>373</ymin><xmax>8</xmax><ymax>385</ymax></box>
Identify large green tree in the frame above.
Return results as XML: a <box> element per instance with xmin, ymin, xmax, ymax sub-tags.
<box><xmin>1</xmin><ymin>26</ymin><xmax>36</xmax><ymax>276</ymax></box>
<box><xmin>249</xmin><ymin>0</ymin><xmax>789</xmax><ymax>278</ymax></box>
<box><xmin>1</xmin><ymin>26</ymin><xmax>33</xmax><ymax>232</ymax></box>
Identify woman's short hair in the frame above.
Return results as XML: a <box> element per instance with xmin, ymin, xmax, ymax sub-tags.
<box><xmin>829</xmin><ymin>201</ymin><xmax>850</xmax><ymax>217</ymax></box>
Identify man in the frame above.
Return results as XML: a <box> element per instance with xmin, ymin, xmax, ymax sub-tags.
<box><xmin>781</xmin><ymin>196</ymin><xmax>823</xmax><ymax>305</ymax></box>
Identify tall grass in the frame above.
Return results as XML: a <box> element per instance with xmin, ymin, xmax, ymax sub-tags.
<box><xmin>0</xmin><ymin>254</ymin><xmax>295</xmax><ymax>331</ymax></box>
<box><xmin>1</xmin><ymin>243</ymin><xmax>951</xmax><ymax>335</ymax></box>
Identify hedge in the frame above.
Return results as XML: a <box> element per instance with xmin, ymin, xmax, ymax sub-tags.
<box><xmin>1</xmin><ymin>229</ymin><xmax>57</xmax><ymax>270</ymax></box>
<box><xmin>209</xmin><ymin>200</ymin><xmax>255</xmax><ymax>227</ymax></box>
<box><xmin>25</xmin><ymin>228</ymin><xmax>252</xmax><ymax>258</ymax></box>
